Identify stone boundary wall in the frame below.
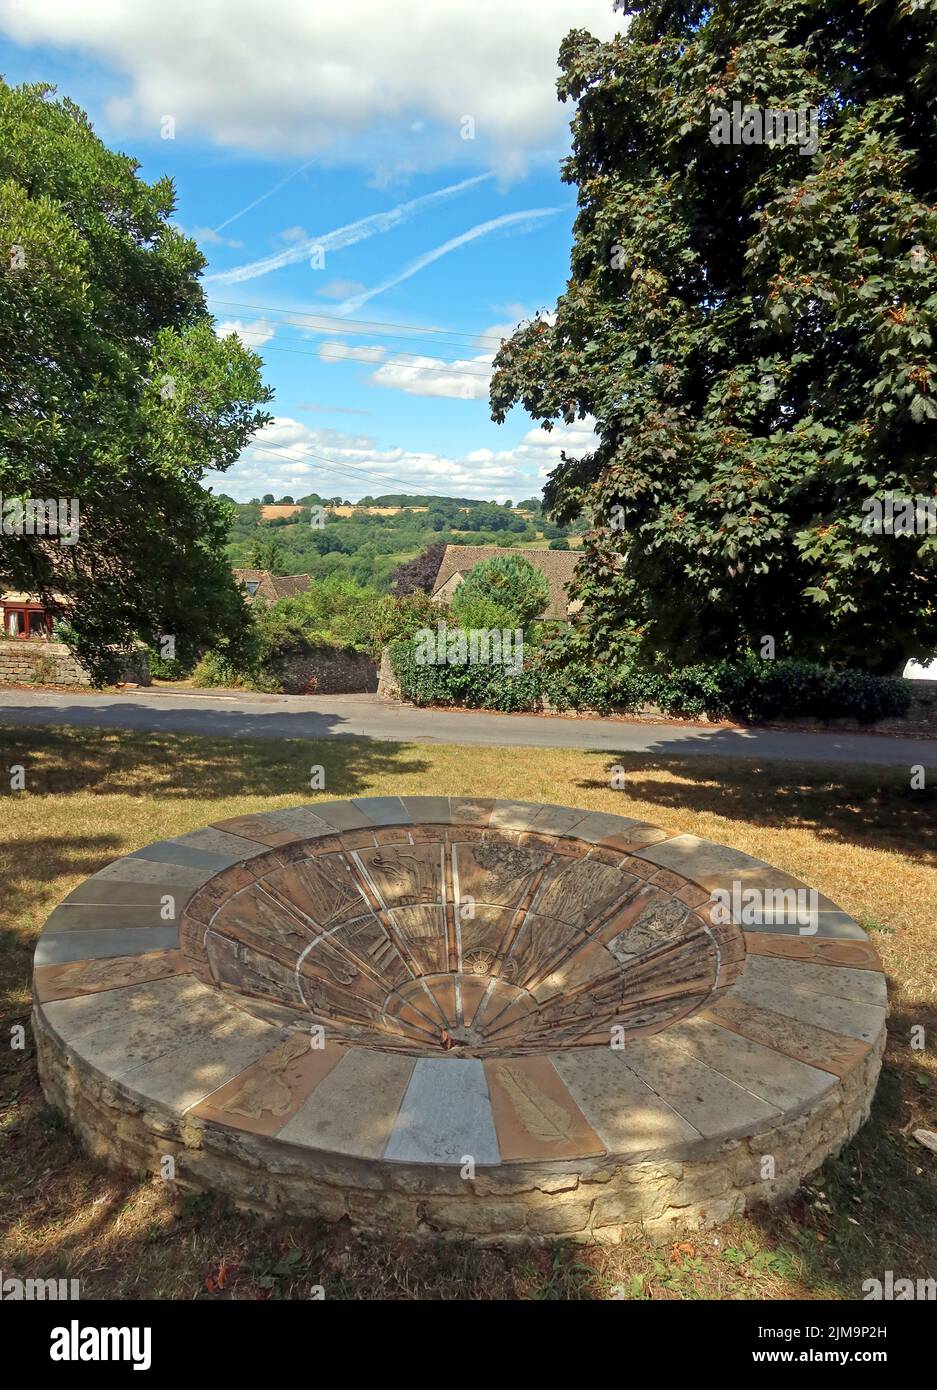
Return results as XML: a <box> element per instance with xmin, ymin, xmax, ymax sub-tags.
<box><xmin>0</xmin><ymin>640</ymin><xmax>150</xmax><ymax>688</ymax></box>
<box><xmin>274</xmin><ymin>646</ymin><xmax>377</xmax><ymax>695</ymax></box>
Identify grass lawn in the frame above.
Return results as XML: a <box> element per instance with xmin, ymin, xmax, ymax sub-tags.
<box><xmin>0</xmin><ymin>726</ymin><xmax>934</xmax><ymax>1300</ymax></box>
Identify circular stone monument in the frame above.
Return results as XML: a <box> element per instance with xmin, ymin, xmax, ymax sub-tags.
<box><xmin>33</xmin><ymin>798</ymin><xmax>886</xmax><ymax>1243</ymax></box>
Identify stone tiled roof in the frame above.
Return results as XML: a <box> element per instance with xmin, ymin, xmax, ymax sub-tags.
<box><xmin>431</xmin><ymin>545</ymin><xmax>581</xmax><ymax>620</ymax></box>
<box><xmin>232</xmin><ymin>569</ymin><xmax>312</xmax><ymax>603</ymax></box>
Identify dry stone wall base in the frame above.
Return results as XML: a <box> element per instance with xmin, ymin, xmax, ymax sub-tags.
<box><xmin>33</xmin><ymin>799</ymin><xmax>886</xmax><ymax>1243</ymax></box>
<box><xmin>0</xmin><ymin>640</ymin><xmax>150</xmax><ymax>687</ymax></box>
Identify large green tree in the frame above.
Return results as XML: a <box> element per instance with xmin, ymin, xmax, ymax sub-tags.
<box><xmin>0</xmin><ymin>82</ymin><xmax>272</xmax><ymax>681</ymax></box>
<box><xmin>490</xmin><ymin>0</ymin><xmax>937</xmax><ymax>673</ymax></box>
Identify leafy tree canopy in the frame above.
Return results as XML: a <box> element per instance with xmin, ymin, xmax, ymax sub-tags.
<box><xmin>451</xmin><ymin>553</ymin><xmax>551</xmax><ymax>629</ymax></box>
<box><xmin>0</xmin><ymin>81</ymin><xmax>273</xmax><ymax>681</ymax></box>
<box><xmin>246</xmin><ymin>537</ymin><xmax>286</xmax><ymax>572</ymax></box>
<box><xmin>490</xmin><ymin>0</ymin><xmax>937</xmax><ymax>673</ymax></box>
<box><xmin>390</xmin><ymin>541</ymin><xmax>447</xmax><ymax>595</ymax></box>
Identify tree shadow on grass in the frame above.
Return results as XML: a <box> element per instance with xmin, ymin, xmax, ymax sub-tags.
<box><xmin>573</xmin><ymin>753</ymin><xmax>937</xmax><ymax>866</ymax></box>
<box><xmin>0</xmin><ymin>723</ymin><xmax>431</xmax><ymax>801</ymax></box>
<box><xmin>0</xmin><ymin>832</ymin><xmax>130</xmax><ymax>1025</ymax></box>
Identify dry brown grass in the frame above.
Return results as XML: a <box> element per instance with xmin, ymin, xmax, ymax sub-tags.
<box><xmin>0</xmin><ymin>726</ymin><xmax>934</xmax><ymax>1300</ymax></box>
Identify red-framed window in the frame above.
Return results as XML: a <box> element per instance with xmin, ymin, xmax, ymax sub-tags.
<box><xmin>3</xmin><ymin>605</ymin><xmax>53</xmax><ymax>640</ymax></box>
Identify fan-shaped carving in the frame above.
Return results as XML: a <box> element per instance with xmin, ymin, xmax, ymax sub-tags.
<box><xmin>186</xmin><ymin>828</ymin><xmax>739</xmax><ymax>1055</ymax></box>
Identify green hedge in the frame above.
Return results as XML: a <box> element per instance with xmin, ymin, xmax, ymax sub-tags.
<box><xmin>389</xmin><ymin>643</ymin><xmax>912</xmax><ymax>724</ymax></box>
<box><xmin>389</xmin><ymin>639</ymin><xmax>541</xmax><ymax>713</ymax></box>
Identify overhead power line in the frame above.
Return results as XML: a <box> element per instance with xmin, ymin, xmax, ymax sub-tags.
<box><xmin>206</xmin><ymin>296</ymin><xmax>516</xmax><ymax>347</ymax></box>
<box><xmin>226</xmin><ymin>330</ymin><xmax>496</xmax><ymax>379</ymax></box>
<box><xmin>217</xmin><ymin>320</ymin><xmax>495</xmax><ymax>368</ymax></box>
<box><xmin>243</xmin><ymin>438</ymin><xmax>490</xmax><ymax>503</ymax></box>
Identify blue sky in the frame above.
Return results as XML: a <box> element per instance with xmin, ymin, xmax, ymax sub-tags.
<box><xmin>0</xmin><ymin>0</ymin><xmax>622</xmax><ymax>502</ymax></box>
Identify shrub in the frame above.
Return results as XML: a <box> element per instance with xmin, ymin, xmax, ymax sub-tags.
<box><xmin>450</xmin><ymin>554</ymin><xmax>549</xmax><ymax>628</ymax></box>
<box><xmin>388</xmin><ymin>638</ymin><xmax>541</xmax><ymax>712</ymax></box>
<box><xmin>191</xmin><ymin>649</ymin><xmax>282</xmax><ymax>693</ymax></box>
<box><xmin>390</xmin><ymin>642</ymin><xmax>912</xmax><ymax>725</ymax></box>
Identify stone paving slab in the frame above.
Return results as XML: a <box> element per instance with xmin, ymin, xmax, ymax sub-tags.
<box><xmin>307</xmin><ymin>800</ymin><xmax>376</xmax><ymax>831</ymax></box>
<box><xmin>262</xmin><ymin>806</ymin><xmax>350</xmax><ymax>838</ymax></box>
<box><xmin>740</xmin><ymin>954</ymin><xmax>888</xmax><ymax>1007</ymax></box>
<box><xmin>191</xmin><ymin>1037</ymin><xmax>347</xmax><ymax>1136</ymax></box>
<box><xmin>93</xmin><ymin>857</ymin><xmax>217</xmax><ymax>888</ymax></box>
<box><xmin>729</xmin><ymin>972</ymin><xmax>886</xmax><ymax>1044</ymax></box>
<box><xmin>619</xmin><ymin>1034</ymin><xmax>781</xmax><ymax>1137</ymax></box>
<box><xmin>703</xmin><ymin>997</ymin><xmax>873</xmax><ymax>1079</ymax></box>
<box><xmin>42</xmin><ymin>903</ymin><xmax>180</xmax><ymax>932</ymax></box>
<box><xmin>61</xmin><ymin>877</ymin><xmax>197</xmax><ymax>910</ymax></box>
<box><xmin>35</xmin><ymin>927</ymin><xmax>180</xmax><ymax>965</ymax></box>
<box><xmin>653</xmin><ymin>1014</ymin><xmax>836</xmax><ymax>1114</ymax></box>
<box><xmin>41</xmin><ymin>974</ymin><xmax>215</xmax><ymax>1044</ymax></box>
<box><xmin>131</xmin><ymin>839</ymin><xmax>246</xmax><ymax>871</ymax></box>
<box><xmin>527</xmin><ymin>805</ymin><xmax>591</xmax><ymax>836</ymax></box>
<box><xmin>735</xmin><ymin>908</ymin><xmax>868</xmax><ymax>940</ymax></box>
<box><xmin>487</xmin><ymin>801</ymin><xmax>548</xmax><ymax>831</ymax></box>
<box><xmin>43</xmin><ymin>977</ymin><xmax>267</xmax><ymax>1094</ymax></box>
<box><xmin>351</xmin><ymin>796</ymin><xmax>412</xmax><ymax>825</ymax></box>
<box><xmin>485</xmin><ymin>1056</ymin><xmax>604</xmax><ymax>1161</ymax></box>
<box><xmin>567</xmin><ymin>812</ymin><xmax>645</xmax><ymax>844</ymax></box>
<box><xmin>278</xmin><ymin>1048</ymin><xmax>415</xmax><ymax>1158</ymax></box>
<box><xmin>384</xmin><ymin>1057</ymin><xmax>500</xmax><ymax>1165</ymax></box>
<box><xmin>34</xmin><ymin>950</ymin><xmax>189</xmax><ymax>1003</ymax></box>
<box><xmin>211</xmin><ymin>812</ymin><xmax>311</xmax><ymax>846</ymax></box>
<box><xmin>551</xmin><ymin>1047</ymin><xmax>702</xmax><ymax>1154</ymax></box>
<box><xmin>173</xmin><ymin>828</ymin><xmax>272</xmax><ymax>861</ymax></box>
<box><xmin>400</xmin><ymin>795</ymin><xmax>451</xmax><ymax>824</ymax></box>
<box><xmin>32</xmin><ymin>798</ymin><xmax>887</xmax><ymax>1241</ymax></box>
<box><xmin>125</xmin><ymin>1013</ymin><xmax>285</xmax><ymax>1113</ymax></box>
<box><xmin>635</xmin><ymin>834</ymin><xmax>766</xmax><ymax>879</ymax></box>
<box><xmin>744</xmin><ymin>932</ymin><xmax>883</xmax><ymax>969</ymax></box>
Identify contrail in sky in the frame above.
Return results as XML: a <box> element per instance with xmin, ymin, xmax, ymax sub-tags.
<box><xmin>204</xmin><ymin>173</ymin><xmax>493</xmax><ymax>285</ymax></box>
<box><xmin>334</xmin><ymin>207</ymin><xmax>565</xmax><ymax>315</ymax></box>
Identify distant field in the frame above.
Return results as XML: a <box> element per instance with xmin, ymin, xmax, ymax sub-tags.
<box><xmin>329</xmin><ymin>505</ymin><xmax>428</xmax><ymax>517</ymax></box>
<box><xmin>259</xmin><ymin>504</ymin><xmax>302</xmax><ymax>520</ymax></box>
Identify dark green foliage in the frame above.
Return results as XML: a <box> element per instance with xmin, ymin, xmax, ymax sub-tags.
<box><xmin>450</xmin><ymin>554</ymin><xmax>550</xmax><ymax>628</ymax></box>
<box><xmin>391</xmin><ymin>642</ymin><xmax>911</xmax><ymax>724</ymax></box>
<box><xmin>389</xmin><ymin>542</ymin><xmax>447</xmax><ymax>595</ymax></box>
<box><xmin>0</xmin><ymin>81</ymin><xmax>273</xmax><ymax>683</ymax></box>
<box><xmin>490</xmin><ymin>0</ymin><xmax>937</xmax><ymax>674</ymax></box>
<box><xmin>388</xmin><ymin>639</ymin><xmax>543</xmax><ymax>712</ymax></box>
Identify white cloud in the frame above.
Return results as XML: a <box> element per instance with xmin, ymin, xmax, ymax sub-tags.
<box><xmin>191</xmin><ymin>226</ymin><xmax>243</xmax><ymax>249</ymax></box>
<box><xmin>318</xmin><ymin>280</ymin><xmax>367</xmax><ymax>300</ymax></box>
<box><xmin>220</xmin><ymin>413</ymin><xmax>598</xmax><ymax>501</ymax></box>
<box><xmin>371</xmin><ymin>353</ymin><xmax>493</xmax><ymax>401</ymax></box>
<box><xmin>0</xmin><ymin>1</ymin><xmax>624</xmax><ymax>172</ymax></box>
<box><xmin>214</xmin><ymin>316</ymin><xmax>277</xmax><ymax>347</ymax></box>
<box><xmin>318</xmin><ymin>341</ymin><xmax>387</xmax><ymax>364</ymax></box>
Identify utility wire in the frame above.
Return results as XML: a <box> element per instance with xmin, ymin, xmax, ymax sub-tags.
<box><xmin>245</xmin><ymin>438</ymin><xmax>495</xmax><ymax>503</ymax></box>
<box><xmin>207</xmin><ymin>296</ymin><xmax>518</xmax><ymax>347</ymax></box>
